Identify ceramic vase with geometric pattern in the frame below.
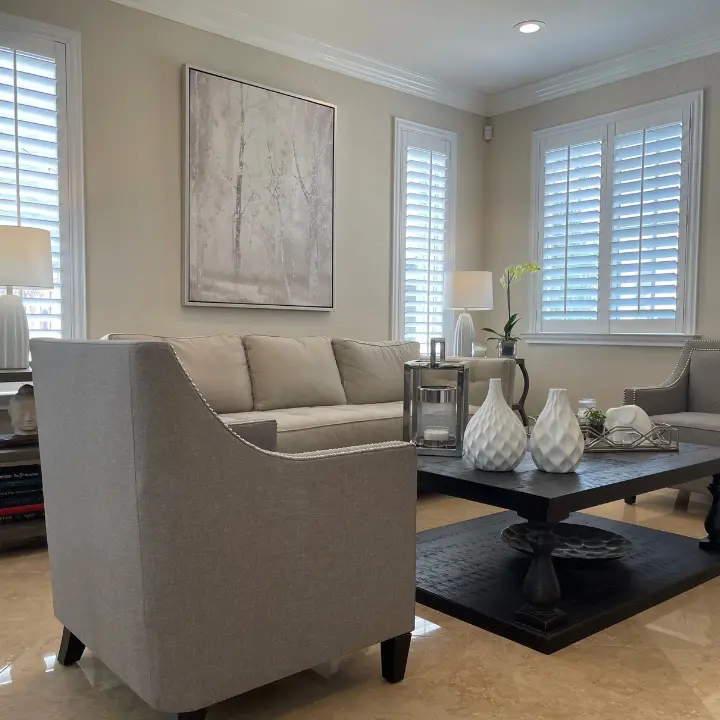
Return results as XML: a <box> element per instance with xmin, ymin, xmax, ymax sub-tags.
<box><xmin>464</xmin><ymin>378</ymin><xmax>527</xmax><ymax>471</ymax></box>
<box><xmin>530</xmin><ymin>388</ymin><xmax>584</xmax><ymax>473</ymax></box>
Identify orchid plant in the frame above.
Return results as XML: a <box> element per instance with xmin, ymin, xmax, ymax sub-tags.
<box><xmin>481</xmin><ymin>262</ymin><xmax>541</xmax><ymax>343</ymax></box>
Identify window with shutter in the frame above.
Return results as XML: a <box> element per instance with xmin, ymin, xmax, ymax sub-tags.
<box><xmin>0</xmin><ymin>19</ymin><xmax>85</xmax><ymax>341</ymax></box>
<box><xmin>393</xmin><ymin>120</ymin><xmax>457</xmax><ymax>355</ymax></box>
<box><xmin>530</xmin><ymin>92</ymin><xmax>701</xmax><ymax>345</ymax></box>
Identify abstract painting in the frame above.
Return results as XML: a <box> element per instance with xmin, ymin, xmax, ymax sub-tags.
<box><xmin>184</xmin><ymin>67</ymin><xmax>335</xmax><ymax>309</ymax></box>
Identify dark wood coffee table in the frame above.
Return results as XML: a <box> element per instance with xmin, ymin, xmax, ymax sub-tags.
<box><xmin>416</xmin><ymin>444</ymin><xmax>720</xmax><ymax>653</ymax></box>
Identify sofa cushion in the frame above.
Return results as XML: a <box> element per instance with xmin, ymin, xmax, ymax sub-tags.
<box><xmin>165</xmin><ymin>335</ymin><xmax>253</xmax><ymax>414</ymax></box>
<box><xmin>331</xmin><ymin>339</ymin><xmax>420</xmax><ymax>404</ymax></box>
<box><xmin>220</xmin><ymin>402</ymin><xmax>403</xmax><ymax>453</ymax></box>
<box><xmin>652</xmin><ymin>412</ymin><xmax>720</xmax><ymax>446</ymax></box>
<box><xmin>244</xmin><ymin>335</ymin><xmax>347</xmax><ymax>411</ymax></box>
<box><xmin>104</xmin><ymin>333</ymin><xmax>253</xmax><ymax>414</ymax></box>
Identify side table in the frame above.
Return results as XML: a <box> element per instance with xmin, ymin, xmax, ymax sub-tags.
<box><xmin>513</xmin><ymin>358</ymin><xmax>530</xmax><ymax>427</ymax></box>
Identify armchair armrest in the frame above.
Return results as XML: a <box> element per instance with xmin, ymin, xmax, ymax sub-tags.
<box><xmin>225</xmin><ymin>419</ymin><xmax>277</xmax><ymax>451</ymax></box>
<box><xmin>624</xmin><ymin>384</ymin><xmax>687</xmax><ymax>416</ymax></box>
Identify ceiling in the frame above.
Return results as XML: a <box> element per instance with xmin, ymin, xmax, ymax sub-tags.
<box><xmin>112</xmin><ymin>0</ymin><xmax>720</xmax><ymax>114</ymax></box>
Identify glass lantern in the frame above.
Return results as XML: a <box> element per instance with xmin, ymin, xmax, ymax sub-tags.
<box><xmin>403</xmin><ymin>338</ymin><xmax>470</xmax><ymax>457</ymax></box>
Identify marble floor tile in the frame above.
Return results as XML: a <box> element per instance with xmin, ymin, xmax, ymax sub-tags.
<box><xmin>1</xmin><ymin>489</ymin><xmax>719</xmax><ymax>719</ymax></box>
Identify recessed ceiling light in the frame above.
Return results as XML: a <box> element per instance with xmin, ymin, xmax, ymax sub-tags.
<box><xmin>514</xmin><ymin>20</ymin><xmax>545</xmax><ymax>34</ymax></box>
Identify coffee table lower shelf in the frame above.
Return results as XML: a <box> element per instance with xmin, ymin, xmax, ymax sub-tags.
<box><xmin>416</xmin><ymin>511</ymin><xmax>720</xmax><ymax>654</ymax></box>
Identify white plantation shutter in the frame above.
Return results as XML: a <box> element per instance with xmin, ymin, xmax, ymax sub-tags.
<box><xmin>541</xmin><ymin>138</ymin><xmax>602</xmax><ymax>330</ymax></box>
<box><xmin>394</xmin><ymin>120</ymin><xmax>456</xmax><ymax>355</ymax></box>
<box><xmin>611</xmin><ymin>121</ymin><xmax>683</xmax><ymax>332</ymax></box>
<box><xmin>531</xmin><ymin>93</ymin><xmax>701</xmax><ymax>341</ymax></box>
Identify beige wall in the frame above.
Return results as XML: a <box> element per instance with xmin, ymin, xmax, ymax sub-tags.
<box><xmin>1</xmin><ymin>0</ymin><xmax>485</xmax><ymax>340</ymax></box>
<box><xmin>484</xmin><ymin>54</ymin><xmax>720</xmax><ymax>414</ymax></box>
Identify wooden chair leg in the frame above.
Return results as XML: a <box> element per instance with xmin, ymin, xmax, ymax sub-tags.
<box><xmin>168</xmin><ymin>711</ymin><xmax>208</xmax><ymax>720</ymax></box>
<box><xmin>57</xmin><ymin>627</ymin><xmax>85</xmax><ymax>666</ymax></box>
<box><xmin>625</xmin><ymin>496</ymin><xmax>637</xmax><ymax>505</ymax></box>
<box><xmin>381</xmin><ymin>632</ymin><xmax>411</xmax><ymax>683</ymax></box>
<box><xmin>675</xmin><ymin>489</ymin><xmax>692</xmax><ymax>511</ymax></box>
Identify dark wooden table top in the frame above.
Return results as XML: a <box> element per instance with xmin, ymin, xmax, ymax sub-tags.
<box><xmin>417</xmin><ymin>444</ymin><xmax>720</xmax><ymax>522</ymax></box>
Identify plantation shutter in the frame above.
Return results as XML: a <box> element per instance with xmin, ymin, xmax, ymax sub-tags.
<box><xmin>539</xmin><ymin>133</ymin><xmax>603</xmax><ymax>333</ymax></box>
<box><xmin>0</xmin><ymin>38</ymin><xmax>62</xmax><ymax>338</ymax></box>
<box><xmin>395</xmin><ymin>121</ymin><xmax>456</xmax><ymax>356</ymax></box>
<box><xmin>610</xmin><ymin>117</ymin><xmax>685</xmax><ymax>333</ymax></box>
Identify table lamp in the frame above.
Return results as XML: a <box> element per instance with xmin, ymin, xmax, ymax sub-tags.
<box><xmin>447</xmin><ymin>271</ymin><xmax>493</xmax><ymax>357</ymax></box>
<box><xmin>0</xmin><ymin>226</ymin><xmax>53</xmax><ymax>369</ymax></box>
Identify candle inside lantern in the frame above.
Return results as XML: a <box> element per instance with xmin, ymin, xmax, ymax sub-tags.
<box><xmin>423</xmin><ymin>427</ymin><xmax>450</xmax><ymax>443</ymax></box>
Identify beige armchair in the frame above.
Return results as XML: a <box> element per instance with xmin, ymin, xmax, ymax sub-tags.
<box><xmin>31</xmin><ymin>339</ymin><xmax>417</xmax><ymax>720</ymax></box>
<box><xmin>625</xmin><ymin>339</ymin><xmax>720</xmax><ymax>505</ymax></box>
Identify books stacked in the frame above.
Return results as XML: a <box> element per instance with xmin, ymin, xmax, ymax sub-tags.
<box><xmin>0</xmin><ymin>464</ymin><xmax>43</xmax><ymax>524</ymax></box>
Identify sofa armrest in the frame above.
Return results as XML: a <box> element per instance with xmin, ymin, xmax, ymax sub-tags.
<box><xmin>225</xmin><ymin>419</ymin><xmax>278</xmax><ymax>451</ymax></box>
<box><xmin>624</xmin><ymin>383</ymin><xmax>687</xmax><ymax>416</ymax></box>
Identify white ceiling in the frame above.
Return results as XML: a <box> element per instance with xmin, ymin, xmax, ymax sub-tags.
<box><xmin>113</xmin><ymin>0</ymin><xmax>720</xmax><ymax>114</ymax></box>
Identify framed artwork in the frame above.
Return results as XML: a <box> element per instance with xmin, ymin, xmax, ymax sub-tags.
<box><xmin>183</xmin><ymin>66</ymin><xmax>336</xmax><ymax>310</ymax></box>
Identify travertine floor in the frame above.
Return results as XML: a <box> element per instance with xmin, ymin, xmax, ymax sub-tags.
<box><xmin>2</xmin><ymin>490</ymin><xmax>719</xmax><ymax>719</ymax></box>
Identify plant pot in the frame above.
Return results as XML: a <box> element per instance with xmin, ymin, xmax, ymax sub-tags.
<box><xmin>498</xmin><ymin>339</ymin><xmax>517</xmax><ymax>358</ymax></box>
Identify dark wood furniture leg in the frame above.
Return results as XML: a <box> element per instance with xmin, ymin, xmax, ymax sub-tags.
<box><xmin>512</xmin><ymin>358</ymin><xmax>530</xmax><ymax>427</ymax></box>
<box><xmin>57</xmin><ymin>627</ymin><xmax>85</xmax><ymax>666</ymax></box>
<box><xmin>515</xmin><ymin>522</ymin><xmax>567</xmax><ymax>631</ymax></box>
<box><xmin>700</xmin><ymin>475</ymin><xmax>720</xmax><ymax>552</ymax></box>
<box><xmin>625</xmin><ymin>496</ymin><xmax>637</xmax><ymax>505</ymax></box>
<box><xmin>168</xmin><ymin>711</ymin><xmax>208</xmax><ymax>720</ymax></box>
<box><xmin>381</xmin><ymin>632</ymin><xmax>411</xmax><ymax>683</ymax></box>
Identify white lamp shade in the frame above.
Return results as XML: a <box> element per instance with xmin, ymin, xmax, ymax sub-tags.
<box><xmin>0</xmin><ymin>226</ymin><xmax>53</xmax><ymax>288</ymax></box>
<box><xmin>446</xmin><ymin>271</ymin><xmax>493</xmax><ymax>310</ymax></box>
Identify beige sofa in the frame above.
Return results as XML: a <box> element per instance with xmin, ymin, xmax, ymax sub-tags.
<box><xmin>105</xmin><ymin>334</ymin><xmax>516</xmax><ymax>453</ymax></box>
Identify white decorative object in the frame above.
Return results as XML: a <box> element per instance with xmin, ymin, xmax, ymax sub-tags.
<box><xmin>464</xmin><ymin>378</ymin><xmax>526</xmax><ymax>471</ymax></box>
<box><xmin>0</xmin><ymin>227</ymin><xmax>53</xmax><ymax>369</ymax></box>
<box><xmin>9</xmin><ymin>385</ymin><xmax>37</xmax><ymax>436</ymax></box>
<box><xmin>531</xmin><ymin>389</ymin><xmax>584</xmax><ymax>473</ymax></box>
<box><xmin>446</xmin><ymin>271</ymin><xmax>493</xmax><ymax>357</ymax></box>
<box><xmin>605</xmin><ymin>405</ymin><xmax>653</xmax><ymax>444</ymax></box>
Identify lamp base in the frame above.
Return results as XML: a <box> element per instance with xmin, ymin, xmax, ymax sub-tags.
<box><xmin>453</xmin><ymin>312</ymin><xmax>475</xmax><ymax>358</ymax></box>
<box><xmin>0</xmin><ymin>293</ymin><xmax>29</xmax><ymax>369</ymax></box>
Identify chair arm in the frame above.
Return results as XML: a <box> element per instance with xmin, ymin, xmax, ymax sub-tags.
<box><xmin>225</xmin><ymin>419</ymin><xmax>277</xmax><ymax>451</ymax></box>
<box><xmin>624</xmin><ymin>383</ymin><xmax>687</xmax><ymax>416</ymax></box>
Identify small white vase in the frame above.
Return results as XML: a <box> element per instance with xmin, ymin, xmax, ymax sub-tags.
<box><xmin>464</xmin><ymin>378</ymin><xmax>527</xmax><ymax>471</ymax></box>
<box><xmin>531</xmin><ymin>389</ymin><xmax>584</xmax><ymax>473</ymax></box>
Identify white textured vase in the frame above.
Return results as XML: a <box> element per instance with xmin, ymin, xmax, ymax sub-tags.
<box><xmin>464</xmin><ymin>378</ymin><xmax>527</xmax><ymax>471</ymax></box>
<box><xmin>531</xmin><ymin>389</ymin><xmax>584</xmax><ymax>473</ymax></box>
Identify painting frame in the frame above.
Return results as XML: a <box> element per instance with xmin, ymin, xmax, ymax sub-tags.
<box><xmin>182</xmin><ymin>64</ymin><xmax>336</xmax><ymax>310</ymax></box>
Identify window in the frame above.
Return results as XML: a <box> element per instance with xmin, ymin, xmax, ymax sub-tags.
<box><xmin>529</xmin><ymin>92</ymin><xmax>702</xmax><ymax>345</ymax></box>
<box><xmin>393</xmin><ymin>119</ymin><xmax>457</xmax><ymax>355</ymax></box>
<box><xmin>0</xmin><ymin>17</ymin><xmax>85</xmax><ymax>339</ymax></box>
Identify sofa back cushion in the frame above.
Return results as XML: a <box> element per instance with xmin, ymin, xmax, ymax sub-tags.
<box><xmin>688</xmin><ymin>350</ymin><xmax>720</xmax><ymax>413</ymax></box>
<box><xmin>244</xmin><ymin>335</ymin><xmax>347</xmax><ymax>411</ymax></box>
<box><xmin>331</xmin><ymin>339</ymin><xmax>420</xmax><ymax>404</ymax></box>
<box><xmin>104</xmin><ymin>333</ymin><xmax>253</xmax><ymax>414</ymax></box>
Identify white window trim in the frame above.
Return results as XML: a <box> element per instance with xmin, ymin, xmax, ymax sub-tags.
<box><xmin>392</xmin><ymin>118</ymin><xmax>458</xmax><ymax>344</ymax></box>
<box><xmin>528</xmin><ymin>91</ymin><xmax>703</xmax><ymax>347</ymax></box>
<box><xmin>0</xmin><ymin>11</ymin><xmax>86</xmax><ymax>339</ymax></box>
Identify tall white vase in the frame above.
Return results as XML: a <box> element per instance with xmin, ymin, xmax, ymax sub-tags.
<box><xmin>531</xmin><ymin>389</ymin><xmax>584</xmax><ymax>473</ymax></box>
<box><xmin>464</xmin><ymin>378</ymin><xmax>527</xmax><ymax>471</ymax></box>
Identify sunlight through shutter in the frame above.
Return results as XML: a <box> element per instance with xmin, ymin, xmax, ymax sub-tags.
<box><xmin>0</xmin><ymin>44</ymin><xmax>62</xmax><ymax>338</ymax></box>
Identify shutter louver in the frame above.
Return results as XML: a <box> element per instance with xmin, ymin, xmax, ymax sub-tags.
<box><xmin>403</xmin><ymin>146</ymin><xmax>448</xmax><ymax>354</ymax></box>
<box><xmin>0</xmin><ymin>45</ymin><xmax>61</xmax><ymax>338</ymax></box>
<box><xmin>611</xmin><ymin>122</ymin><xmax>682</xmax><ymax>327</ymax></box>
<box><xmin>541</xmin><ymin>140</ymin><xmax>602</xmax><ymax>325</ymax></box>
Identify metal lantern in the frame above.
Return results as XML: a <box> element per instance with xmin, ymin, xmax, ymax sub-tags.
<box><xmin>403</xmin><ymin>338</ymin><xmax>470</xmax><ymax>457</ymax></box>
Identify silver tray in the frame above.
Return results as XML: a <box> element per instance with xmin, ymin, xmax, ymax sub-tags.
<box><xmin>583</xmin><ymin>422</ymin><xmax>679</xmax><ymax>452</ymax></box>
<box><xmin>501</xmin><ymin>522</ymin><xmax>633</xmax><ymax>561</ymax></box>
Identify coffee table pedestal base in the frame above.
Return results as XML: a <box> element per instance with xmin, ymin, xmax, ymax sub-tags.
<box><xmin>515</xmin><ymin>604</ymin><xmax>567</xmax><ymax>631</ymax></box>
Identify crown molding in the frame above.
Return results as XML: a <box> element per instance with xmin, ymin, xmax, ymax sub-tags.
<box><xmin>488</xmin><ymin>23</ymin><xmax>720</xmax><ymax>116</ymax></box>
<box><xmin>109</xmin><ymin>0</ymin><xmax>487</xmax><ymax>115</ymax></box>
